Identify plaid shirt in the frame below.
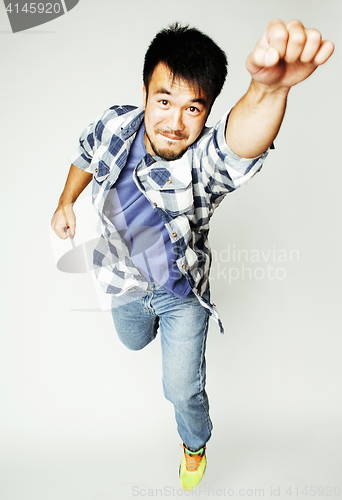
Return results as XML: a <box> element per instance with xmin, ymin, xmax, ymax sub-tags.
<box><xmin>70</xmin><ymin>105</ymin><xmax>269</xmax><ymax>333</ymax></box>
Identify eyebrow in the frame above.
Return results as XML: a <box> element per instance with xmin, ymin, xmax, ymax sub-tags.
<box><xmin>154</xmin><ymin>87</ymin><xmax>208</xmax><ymax>106</ymax></box>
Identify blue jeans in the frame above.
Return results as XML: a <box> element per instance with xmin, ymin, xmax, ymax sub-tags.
<box><xmin>111</xmin><ymin>284</ymin><xmax>213</xmax><ymax>451</ymax></box>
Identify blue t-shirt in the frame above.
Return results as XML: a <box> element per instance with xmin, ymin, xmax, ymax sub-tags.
<box><xmin>104</xmin><ymin>124</ymin><xmax>191</xmax><ymax>298</ymax></box>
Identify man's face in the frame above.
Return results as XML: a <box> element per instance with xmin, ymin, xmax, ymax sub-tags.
<box><xmin>143</xmin><ymin>63</ymin><xmax>212</xmax><ymax>161</ymax></box>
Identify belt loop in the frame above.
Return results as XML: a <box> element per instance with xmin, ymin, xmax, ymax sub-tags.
<box><xmin>143</xmin><ymin>284</ymin><xmax>155</xmax><ymax>313</ymax></box>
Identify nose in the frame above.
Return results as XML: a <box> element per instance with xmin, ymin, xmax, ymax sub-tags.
<box><xmin>167</xmin><ymin>109</ymin><xmax>184</xmax><ymax>132</ymax></box>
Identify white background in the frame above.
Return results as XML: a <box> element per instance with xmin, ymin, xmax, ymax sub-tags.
<box><xmin>0</xmin><ymin>1</ymin><xmax>341</xmax><ymax>499</ymax></box>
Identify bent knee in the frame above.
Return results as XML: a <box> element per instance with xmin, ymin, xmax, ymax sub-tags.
<box><xmin>163</xmin><ymin>380</ymin><xmax>197</xmax><ymax>406</ymax></box>
<box><xmin>112</xmin><ymin>313</ymin><xmax>158</xmax><ymax>351</ymax></box>
<box><xmin>117</xmin><ymin>333</ymin><xmax>149</xmax><ymax>351</ymax></box>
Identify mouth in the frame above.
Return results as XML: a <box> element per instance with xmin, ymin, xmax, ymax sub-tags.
<box><xmin>155</xmin><ymin>127</ymin><xmax>188</xmax><ymax>142</ymax></box>
<box><xmin>160</xmin><ymin>133</ymin><xmax>184</xmax><ymax>142</ymax></box>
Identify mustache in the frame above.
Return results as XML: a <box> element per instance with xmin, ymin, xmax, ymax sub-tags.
<box><xmin>155</xmin><ymin>127</ymin><xmax>188</xmax><ymax>140</ymax></box>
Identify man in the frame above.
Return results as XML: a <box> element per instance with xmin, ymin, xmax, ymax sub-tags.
<box><xmin>51</xmin><ymin>20</ymin><xmax>334</xmax><ymax>490</ymax></box>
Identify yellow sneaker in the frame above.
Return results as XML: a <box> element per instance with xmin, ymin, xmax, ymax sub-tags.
<box><xmin>179</xmin><ymin>444</ymin><xmax>206</xmax><ymax>490</ymax></box>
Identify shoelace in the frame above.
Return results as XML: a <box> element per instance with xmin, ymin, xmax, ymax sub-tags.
<box><xmin>181</xmin><ymin>445</ymin><xmax>206</xmax><ymax>472</ymax></box>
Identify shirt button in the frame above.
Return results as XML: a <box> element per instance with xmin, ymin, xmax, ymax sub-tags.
<box><xmin>167</xmin><ymin>179</ymin><xmax>172</xmax><ymax>184</ymax></box>
<box><xmin>182</xmin><ymin>264</ymin><xmax>186</xmax><ymax>269</ymax></box>
<box><xmin>153</xmin><ymin>202</ymin><xmax>158</xmax><ymax>206</ymax></box>
<box><xmin>172</xmin><ymin>232</ymin><xmax>177</xmax><ymax>238</ymax></box>
<box><xmin>95</xmin><ymin>168</ymin><xmax>98</xmax><ymax>173</ymax></box>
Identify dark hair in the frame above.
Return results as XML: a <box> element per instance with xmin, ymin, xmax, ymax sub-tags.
<box><xmin>143</xmin><ymin>23</ymin><xmax>228</xmax><ymax>103</ymax></box>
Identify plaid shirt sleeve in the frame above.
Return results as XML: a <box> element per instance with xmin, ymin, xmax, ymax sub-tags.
<box><xmin>69</xmin><ymin>113</ymin><xmax>102</xmax><ymax>172</ymax></box>
<box><xmin>194</xmin><ymin>109</ymin><xmax>269</xmax><ymax>202</ymax></box>
<box><xmin>69</xmin><ymin>106</ymin><xmax>136</xmax><ymax>174</ymax></box>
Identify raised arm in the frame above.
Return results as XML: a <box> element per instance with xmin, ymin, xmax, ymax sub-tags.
<box><xmin>51</xmin><ymin>164</ymin><xmax>93</xmax><ymax>239</ymax></box>
<box><xmin>226</xmin><ymin>19</ymin><xmax>335</xmax><ymax>158</ymax></box>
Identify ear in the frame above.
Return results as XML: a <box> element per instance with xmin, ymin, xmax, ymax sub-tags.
<box><xmin>143</xmin><ymin>83</ymin><xmax>147</xmax><ymax>109</ymax></box>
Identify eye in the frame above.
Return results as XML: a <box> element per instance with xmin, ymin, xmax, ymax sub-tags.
<box><xmin>188</xmin><ymin>106</ymin><xmax>200</xmax><ymax>113</ymax></box>
<box><xmin>160</xmin><ymin>99</ymin><xmax>169</xmax><ymax>106</ymax></box>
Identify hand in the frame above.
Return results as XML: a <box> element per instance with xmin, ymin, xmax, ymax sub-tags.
<box><xmin>51</xmin><ymin>203</ymin><xmax>76</xmax><ymax>240</ymax></box>
<box><xmin>246</xmin><ymin>19</ymin><xmax>334</xmax><ymax>90</ymax></box>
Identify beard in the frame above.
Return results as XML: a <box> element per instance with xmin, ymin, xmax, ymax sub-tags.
<box><xmin>144</xmin><ymin>128</ymin><xmax>188</xmax><ymax>161</ymax></box>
